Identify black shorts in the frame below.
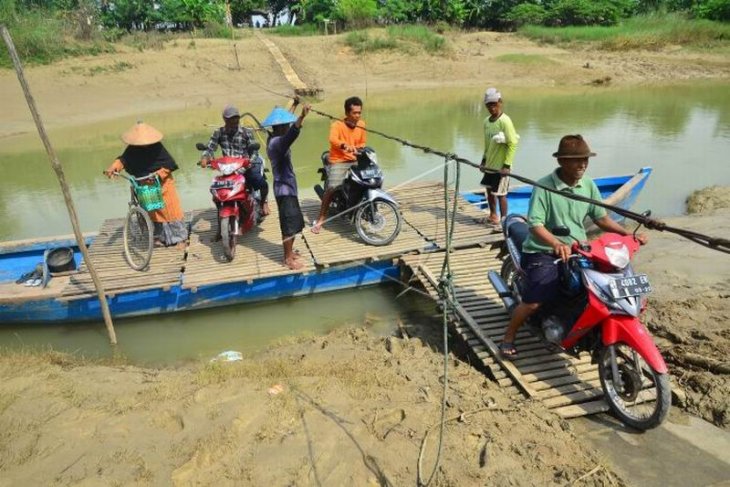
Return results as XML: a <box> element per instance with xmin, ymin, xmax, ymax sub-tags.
<box><xmin>520</xmin><ymin>252</ymin><xmax>560</xmax><ymax>304</ymax></box>
<box><xmin>276</xmin><ymin>196</ymin><xmax>305</xmax><ymax>238</ymax></box>
<box><xmin>480</xmin><ymin>172</ymin><xmax>510</xmax><ymax>195</ymax></box>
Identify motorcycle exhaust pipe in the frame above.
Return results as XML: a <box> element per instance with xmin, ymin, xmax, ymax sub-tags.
<box><xmin>488</xmin><ymin>271</ymin><xmax>516</xmax><ymax>312</ymax></box>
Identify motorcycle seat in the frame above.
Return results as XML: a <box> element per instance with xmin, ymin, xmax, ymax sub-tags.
<box><xmin>503</xmin><ymin>214</ymin><xmax>529</xmax><ymax>252</ymax></box>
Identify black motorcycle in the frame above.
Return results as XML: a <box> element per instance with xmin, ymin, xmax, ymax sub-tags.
<box><xmin>314</xmin><ymin>147</ymin><xmax>402</xmax><ymax>246</ymax></box>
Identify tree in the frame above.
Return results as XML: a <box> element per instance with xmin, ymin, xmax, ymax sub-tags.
<box><xmin>335</xmin><ymin>0</ymin><xmax>377</xmax><ymax>28</ymax></box>
<box><xmin>102</xmin><ymin>0</ymin><xmax>155</xmax><ymax>30</ymax></box>
<box><xmin>158</xmin><ymin>0</ymin><xmax>225</xmax><ymax>29</ymax></box>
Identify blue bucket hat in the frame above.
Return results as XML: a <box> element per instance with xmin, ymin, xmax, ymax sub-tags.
<box><xmin>261</xmin><ymin>106</ymin><xmax>298</xmax><ymax>128</ymax></box>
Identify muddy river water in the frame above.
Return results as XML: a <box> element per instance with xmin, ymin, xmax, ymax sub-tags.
<box><xmin>1</xmin><ymin>82</ymin><xmax>729</xmax><ymax>363</ymax></box>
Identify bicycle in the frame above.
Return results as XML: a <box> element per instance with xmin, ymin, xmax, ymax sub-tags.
<box><xmin>108</xmin><ymin>171</ymin><xmax>164</xmax><ymax>271</ymax></box>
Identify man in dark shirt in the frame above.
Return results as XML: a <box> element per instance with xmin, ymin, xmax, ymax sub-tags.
<box><xmin>261</xmin><ymin>99</ymin><xmax>310</xmax><ymax>270</ymax></box>
<box><xmin>201</xmin><ymin>104</ymin><xmax>270</xmax><ymax>216</ymax></box>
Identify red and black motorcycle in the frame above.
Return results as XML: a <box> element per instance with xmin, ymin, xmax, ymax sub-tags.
<box><xmin>196</xmin><ymin>142</ymin><xmax>263</xmax><ymax>261</ymax></box>
<box><xmin>489</xmin><ymin>214</ymin><xmax>670</xmax><ymax>430</ymax></box>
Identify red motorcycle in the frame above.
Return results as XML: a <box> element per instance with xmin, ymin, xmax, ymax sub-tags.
<box><xmin>490</xmin><ymin>214</ymin><xmax>670</xmax><ymax>430</ymax></box>
<box><xmin>196</xmin><ymin>142</ymin><xmax>263</xmax><ymax>261</ymax></box>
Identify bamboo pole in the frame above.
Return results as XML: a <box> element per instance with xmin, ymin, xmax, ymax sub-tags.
<box><xmin>1</xmin><ymin>25</ymin><xmax>118</xmax><ymax>345</ymax></box>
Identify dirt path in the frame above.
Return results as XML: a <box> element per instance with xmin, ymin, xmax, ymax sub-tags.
<box><xmin>1</xmin><ymin>31</ymin><xmax>729</xmax><ymax>139</ymax></box>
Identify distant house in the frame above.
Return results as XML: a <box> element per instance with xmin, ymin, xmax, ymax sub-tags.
<box><xmin>250</xmin><ymin>9</ymin><xmax>295</xmax><ymax>28</ymax></box>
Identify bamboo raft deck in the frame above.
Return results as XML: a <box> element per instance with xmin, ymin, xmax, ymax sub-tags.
<box><xmin>38</xmin><ymin>181</ymin><xmax>607</xmax><ymax>418</ymax></box>
<box><xmin>59</xmin><ymin>217</ymin><xmax>187</xmax><ymax>301</ymax></box>
<box><xmin>402</xmin><ymin>247</ymin><xmax>610</xmax><ymax>419</ymax></box>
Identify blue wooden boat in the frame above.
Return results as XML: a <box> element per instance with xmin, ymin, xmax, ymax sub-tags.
<box><xmin>0</xmin><ymin>168</ymin><xmax>651</xmax><ymax>324</ymax></box>
<box><xmin>460</xmin><ymin>167</ymin><xmax>653</xmax><ymax>222</ymax></box>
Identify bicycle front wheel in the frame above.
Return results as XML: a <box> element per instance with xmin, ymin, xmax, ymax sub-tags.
<box><xmin>123</xmin><ymin>206</ymin><xmax>153</xmax><ymax>270</ymax></box>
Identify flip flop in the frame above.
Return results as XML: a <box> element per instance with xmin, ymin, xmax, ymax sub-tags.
<box><xmin>498</xmin><ymin>342</ymin><xmax>518</xmax><ymax>358</ymax></box>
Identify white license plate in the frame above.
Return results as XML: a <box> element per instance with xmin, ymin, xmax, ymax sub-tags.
<box><xmin>609</xmin><ymin>274</ymin><xmax>652</xmax><ymax>299</ymax></box>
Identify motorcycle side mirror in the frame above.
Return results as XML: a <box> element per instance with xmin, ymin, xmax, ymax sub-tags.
<box><xmin>642</xmin><ymin>209</ymin><xmax>652</xmax><ymax>217</ymax></box>
<box><xmin>247</xmin><ymin>142</ymin><xmax>261</xmax><ymax>153</ymax></box>
<box><xmin>195</xmin><ymin>142</ymin><xmax>207</xmax><ymax>151</ymax></box>
<box><xmin>551</xmin><ymin>226</ymin><xmax>571</xmax><ymax>237</ymax></box>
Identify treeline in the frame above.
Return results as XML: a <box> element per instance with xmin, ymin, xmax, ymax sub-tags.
<box><xmin>1</xmin><ymin>0</ymin><xmax>728</xmax><ymax>67</ymax></box>
<box><xmin>2</xmin><ymin>0</ymin><xmax>729</xmax><ymax>35</ymax></box>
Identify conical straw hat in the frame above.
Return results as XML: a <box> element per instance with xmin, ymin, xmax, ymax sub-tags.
<box><xmin>121</xmin><ymin>122</ymin><xmax>163</xmax><ymax>146</ymax></box>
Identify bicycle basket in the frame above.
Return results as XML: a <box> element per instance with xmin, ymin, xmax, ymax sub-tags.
<box><xmin>133</xmin><ymin>176</ymin><xmax>165</xmax><ymax>212</ymax></box>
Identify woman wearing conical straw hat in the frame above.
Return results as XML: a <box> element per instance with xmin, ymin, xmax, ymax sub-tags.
<box><xmin>104</xmin><ymin>122</ymin><xmax>186</xmax><ymax>248</ymax></box>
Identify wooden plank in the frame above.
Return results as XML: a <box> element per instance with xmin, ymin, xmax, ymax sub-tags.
<box><xmin>553</xmin><ymin>399</ymin><xmax>610</xmax><ymax>419</ymax></box>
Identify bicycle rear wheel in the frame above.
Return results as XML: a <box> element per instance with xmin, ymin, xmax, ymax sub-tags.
<box><xmin>123</xmin><ymin>206</ymin><xmax>153</xmax><ymax>270</ymax></box>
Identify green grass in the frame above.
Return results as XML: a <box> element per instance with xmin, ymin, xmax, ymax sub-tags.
<box><xmin>494</xmin><ymin>53</ymin><xmax>557</xmax><ymax>65</ymax></box>
<box><xmin>0</xmin><ymin>11</ymin><xmax>113</xmax><ymax>68</ymax></box>
<box><xmin>345</xmin><ymin>25</ymin><xmax>447</xmax><ymax>55</ymax></box>
<box><xmin>268</xmin><ymin>24</ymin><xmax>321</xmax><ymax>36</ymax></box>
<box><xmin>519</xmin><ymin>13</ymin><xmax>730</xmax><ymax>51</ymax></box>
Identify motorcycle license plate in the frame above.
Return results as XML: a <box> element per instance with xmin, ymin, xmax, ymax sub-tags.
<box><xmin>608</xmin><ymin>274</ymin><xmax>652</xmax><ymax>298</ymax></box>
<box><xmin>211</xmin><ymin>180</ymin><xmax>234</xmax><ymax>189</ymax></box>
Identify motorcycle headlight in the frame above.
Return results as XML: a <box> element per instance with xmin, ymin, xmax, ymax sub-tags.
<box><xmin>218</xmin><ymin>163</ymin><xmax>237</xmax><ymax>176</ymax></box>
<box><xmin>605</xmin><ymin>244</ymin><xmax>630</xmax><ymax>269</ymax></box>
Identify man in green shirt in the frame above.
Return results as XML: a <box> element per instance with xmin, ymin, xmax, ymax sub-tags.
<box><xmin>499</xmin><ymin>135</ymin><xmax>648</xmax><ymax>357</ymax></box>
<box><xmin>480</xmin><ymin>88</ymin><xmax>518</xmax><ymax>225</ymax></box>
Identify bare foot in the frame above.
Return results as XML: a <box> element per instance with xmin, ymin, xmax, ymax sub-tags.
<box><xmin>154</xmin><ymin>240</ymin><xmax>165</xmax><ymax>248</ymax></box>
<box><xmin>486</xmin><ymin>215</ymin><xmax>500</xmax><ymax>226</ymax></box>
<box><xmin>175</xmin><ymin>242</ymin><xmax>187</xmax><ymax>250</ymax></box>
<box><xmin>284</xmin><ymin>257</ymin><xmax>305</xmax><ymax>270</ymax></box>
<box><xmin>262</xmin><ymin>201</ymin><xmax>271</xmax><ymax>216</ymax></box>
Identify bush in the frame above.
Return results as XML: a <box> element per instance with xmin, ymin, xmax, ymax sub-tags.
<box><xmin>546</xmin><ymin>0</ymin><xmax>635</xmax><ymax>26</ymax></box>
<box><xmin>335</xmin><ymin>0</ymin><xmax>377</xmax><ymax>29</ymax></box>
<box><xmin>506</xmin><ymin>3</ymin><xmax>548</xmax><ymax>27</ymax></box>
<box><xmin>694</xmin><ymin>0</ymin><xmax>730</xmax><ymax>22</ymax></box>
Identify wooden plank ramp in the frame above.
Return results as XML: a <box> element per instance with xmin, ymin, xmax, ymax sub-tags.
<box><xmin>390</xmin><ymin>182</ymin><xmax>503</xmax><ymax>249</ymax></box>
<box><xmin>299</xmin><ymin>198</ymin><xmax>430</xmax><ymax>267</ymax></box>
<box><xmin>59</xmin><ymin>217</ymin><xmax>187</xmax><ymax>301</ymax></box>
<box><xmin>182</xmin><ymin>203</ymin><xmax>315</xmax><ymax>290</ymax></box>
<box><xmin>402</xmin><ymin>246</ymin><xmax>610</xmax><ymax>418</ymax></box>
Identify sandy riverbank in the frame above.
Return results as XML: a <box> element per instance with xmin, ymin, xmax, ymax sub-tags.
<box><xmin>1</xmin><ymin>30</ymin><xmax>729</xmax><ymax>139</ymax></box>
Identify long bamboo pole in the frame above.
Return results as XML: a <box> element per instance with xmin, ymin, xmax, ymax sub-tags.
<box><xmin>1</xmin><ymin>25</ymin><xmax>118</xmax><ymax>345</ymax></box>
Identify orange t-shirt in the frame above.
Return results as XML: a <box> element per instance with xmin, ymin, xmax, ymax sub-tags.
<box><xmin>328</xmin><ymin>119</ymin><xmax>367</xmax><ymax>163</ymax></box>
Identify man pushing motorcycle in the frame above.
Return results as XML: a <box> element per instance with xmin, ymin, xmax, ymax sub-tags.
<box><xmin>499</xmin><ymin>134</ymin><xmax>648</xmax><ymax>357</ymax></box>
<box><xmin>201</xmin><ymin>105</ymin><xmax>271</xmax><ymax>229</ymax></box>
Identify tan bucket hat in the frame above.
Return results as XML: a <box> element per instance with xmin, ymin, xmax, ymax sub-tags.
<box><xmin>121</xmin><ymin>122</ymin><xmax>163</xmax><ymax>146</ymax></box>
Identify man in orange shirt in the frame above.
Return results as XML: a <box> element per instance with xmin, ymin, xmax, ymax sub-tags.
<box><xmin>312</xmin><ymin>96</ymin><xmax>367</xmax><ymax>233</ymax></box>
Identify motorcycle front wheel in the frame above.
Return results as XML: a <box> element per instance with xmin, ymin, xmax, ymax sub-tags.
<box><xmin>354</xmin><ymin>200</ymin><xmax>401</xmax><ymax>246</ymax></box>
<box><xmin>220</xmin><ymin>216</ymin><xmax>237</xmax><ymax>262</ymax></box>
<box><xmin>598</xmin><ymin>343</ymin><xmax>671</xmax><ymax>430</ymax></box>
<box><xmin>499</xmin><ymin>258</ymin><xmax>522</xmax><ymax>308</ymax></box>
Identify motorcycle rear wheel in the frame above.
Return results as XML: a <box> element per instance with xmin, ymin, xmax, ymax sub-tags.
<box><xmin>123</xmin><ymin>206</ymin><xmax>153</xmax><ymax>271</ymax></box>
<box><xmin>220</xmin><ymin>216</ymin><xmax>237</xmax><ymax>262</ymax></box>
<box><xmin>355</xmin><ymin>200</ymin><xmax>401</xmax><ymax>246</ymax></box>
<box><xmin>598</xmin><ymin>343</ymin><xmax>671</xmax><ymax>430</ymax></box>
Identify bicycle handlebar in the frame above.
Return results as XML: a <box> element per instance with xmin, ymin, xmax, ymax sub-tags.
<box><xmin>105</xmin><ymin>171</ymin><xmax>157</xmax><ymax>182</ymax></box>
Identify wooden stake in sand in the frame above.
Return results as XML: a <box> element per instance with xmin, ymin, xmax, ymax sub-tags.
<box><xmin>1</xmin><ymin>25</ymin><xmax>118</xmax><ymax>345</ymax></box>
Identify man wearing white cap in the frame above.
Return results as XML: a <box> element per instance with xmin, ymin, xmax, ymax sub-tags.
<box><xmin>480</xmin><ymin>88</ymin><xmax>518</xmax><ymax>226</ymax></box>
<box><xmin>201</xmin><ymin>104</ymin><xmax>270</xmax><ymax>217</ymax></box>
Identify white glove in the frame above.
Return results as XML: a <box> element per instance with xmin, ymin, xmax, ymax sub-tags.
<box><xmin>492</xmin><ymin>131</ymin><xmax>506</xmax><ymax>144</ymax></box>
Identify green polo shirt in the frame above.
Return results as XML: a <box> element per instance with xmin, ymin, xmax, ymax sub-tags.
<box><xmin>522</xmin><ymin>169</ymin><xmax>607</xmax><ymax>254</ymax></box>
<box><xmin>483</xmin><ymin>113</ymin><xmax>518</xmax><ymax>171</ymax></box>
